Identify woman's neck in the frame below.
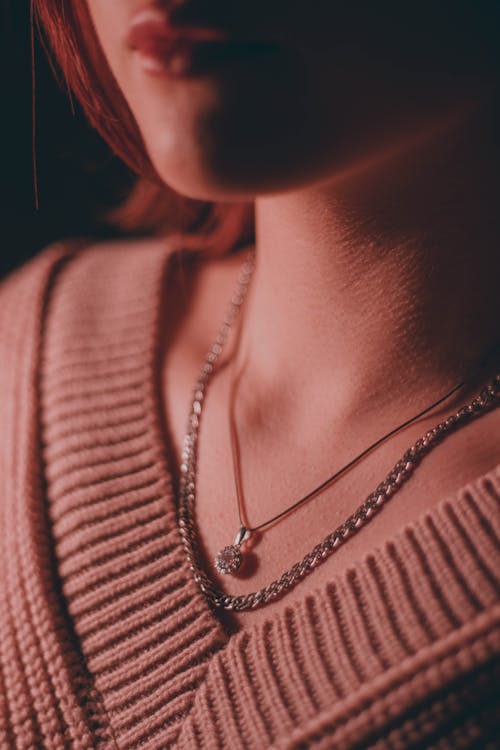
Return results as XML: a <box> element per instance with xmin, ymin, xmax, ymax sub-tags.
<box><xmin>237</xmin><ymin>102</ymin><xmax>500</xmax><ymax>429</ymax></box>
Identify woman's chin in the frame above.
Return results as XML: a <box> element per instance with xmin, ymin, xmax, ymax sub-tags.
<box><xmin>149</xmin><ymin>143</ymin><xmax>339</xmax><ymax>203</ymax></box>
<box><xmin>153</xmin><ymin>167</ymin><xmax>313</xmax><ymax>203</ymax></box>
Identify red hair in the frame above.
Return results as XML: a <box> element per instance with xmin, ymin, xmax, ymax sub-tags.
<box><xmin>32</xmin><ymin>0</ymin><xmax>254</xmax><ymax>255</ymax></box>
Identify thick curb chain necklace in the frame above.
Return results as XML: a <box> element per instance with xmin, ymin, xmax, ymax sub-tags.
<box><xmin>177</xmin><ymin>250</ymin><xmax>500</xmax><ymax>611</ymax></box>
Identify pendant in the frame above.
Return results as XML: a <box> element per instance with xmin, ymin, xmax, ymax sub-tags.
<box><xmin>214</xmin><ymin>545</ymin><xmax>242</xmax><ymax>575</ymax></box>
<box><xmin>214</xmin><ymin>527</ymin><xmax>250</xmax><ymax>575</ymax></box>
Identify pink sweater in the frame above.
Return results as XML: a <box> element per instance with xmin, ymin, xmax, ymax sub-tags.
<box><xmin>0</xmin><ymin>239</ymin><xmax>498</xmax><ymax>750</ymax></box>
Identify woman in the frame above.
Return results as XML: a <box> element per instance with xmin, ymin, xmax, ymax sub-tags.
<box><xmin>0</xmin><ymin>1</ymin><xmax>498</xmax><ymax>747</ymax></box>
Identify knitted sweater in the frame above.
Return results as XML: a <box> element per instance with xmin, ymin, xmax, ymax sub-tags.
<box><xmin>0</xmin><ymin>239</ymin><xmax>498</xmax><ymax>750</ymax></box>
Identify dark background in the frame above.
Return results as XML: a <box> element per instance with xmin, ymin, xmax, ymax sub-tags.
<box><xmin>1</xmin><ymin>2</ymin><xmax>133</xmax><ymax>279</ymax></box>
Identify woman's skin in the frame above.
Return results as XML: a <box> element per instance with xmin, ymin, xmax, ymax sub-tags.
<box><xmin>86</xmin><ymin>0</ymin><xmax>500</xmax><ymax>629</ymax></box>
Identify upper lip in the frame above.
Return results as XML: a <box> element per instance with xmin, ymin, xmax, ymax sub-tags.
<box><xmin>127</xmin><ymin>3</ymin><xmax>274</xmax><ymax>49</ymax></box>
<box><xmin>127</xmin><ymin>5</ymin><xmax>242</xmax><ymax>48</ymax></box>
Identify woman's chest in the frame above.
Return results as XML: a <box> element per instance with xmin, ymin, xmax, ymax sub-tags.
<box><xmin>162</xmin><ymin>336</ymin><xmax>500</xmax><ymax>633</ymax></box>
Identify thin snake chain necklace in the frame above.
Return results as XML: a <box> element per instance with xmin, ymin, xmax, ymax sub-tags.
<box><xmin>177</xmin><ymin>249</ymin><xmax>500</xmax><ymax>611</ymax></box>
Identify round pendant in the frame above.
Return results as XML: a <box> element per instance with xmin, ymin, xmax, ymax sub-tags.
<box><xmin>215</xmin><ymin>545</ymin><xmax>242</xmax><ymax>575</ymax></box>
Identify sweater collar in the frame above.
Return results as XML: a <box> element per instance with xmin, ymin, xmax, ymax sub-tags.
<box><xmin>42</xmin><ymin>240</ymin><xmax>229</xmax><ymax>748</ymax></box>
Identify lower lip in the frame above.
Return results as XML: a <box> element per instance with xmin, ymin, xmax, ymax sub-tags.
<box><xmin>133</xmin><ymin>38</ymin><xmax>278</xmax><ymax>78</ymax></box>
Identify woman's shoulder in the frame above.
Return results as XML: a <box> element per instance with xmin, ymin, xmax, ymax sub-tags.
<box><xmin>0</xmin><ymin>237</ymin><xmax>179</xmax><ymax>385</ymax></box>
<box><xmin>0</xmin><ymin>236</ymin><xmax>172</xmax><ymax>315</ymax></box>
<box><xmin>1</xmin><ymin>235</ymin><xmax>174</xmax><ymax>282</ymax></box>
<box><xmin>0</xmin><ymin>234</ymin><xmax>245</xmax><ymax>356</ymax></box>
<box><xmin>0</xmin><ymin>240</ymin><xmax>72</xmax><ymax>302</ymax></box>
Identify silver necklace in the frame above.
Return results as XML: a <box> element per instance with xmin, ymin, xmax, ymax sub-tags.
<box><xmin>177</xmin><ymin>249</ymin><xmax>500</xmax><ymax>610</ymax></box>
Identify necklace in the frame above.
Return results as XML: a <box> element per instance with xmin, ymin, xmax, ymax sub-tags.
<box><xmin>177</xmin><ymin>249</ymin><xmax>500</xmax><ymax>610</ymax></box>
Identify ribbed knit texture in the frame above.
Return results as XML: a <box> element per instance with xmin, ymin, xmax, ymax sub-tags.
<box><xmin>0</xmin><ymin>240</ymin><xmax>498</xmax><ymax>749</ymax></box>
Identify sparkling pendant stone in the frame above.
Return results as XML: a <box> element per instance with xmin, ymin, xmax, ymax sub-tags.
<box><xmin>215</xmin><ymin>545</ymin><xmax>242</xmax><ymax>575</ymax></box>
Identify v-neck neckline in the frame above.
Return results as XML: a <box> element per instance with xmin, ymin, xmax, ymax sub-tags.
<box><xmin>41</xmin><ymin>239</ymin><xmax>500</xmax><ymax>749</ymax></box>
<box><xmin>148</xmin><ymin>240</ymin><xmax>500</xmax><ymax>633</ymax></box>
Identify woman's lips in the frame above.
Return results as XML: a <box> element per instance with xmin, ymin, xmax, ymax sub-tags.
<box><xmin>127</xmin><ymin>8</ymin><xmax>277</xmax><ymax>77</ymax></box>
